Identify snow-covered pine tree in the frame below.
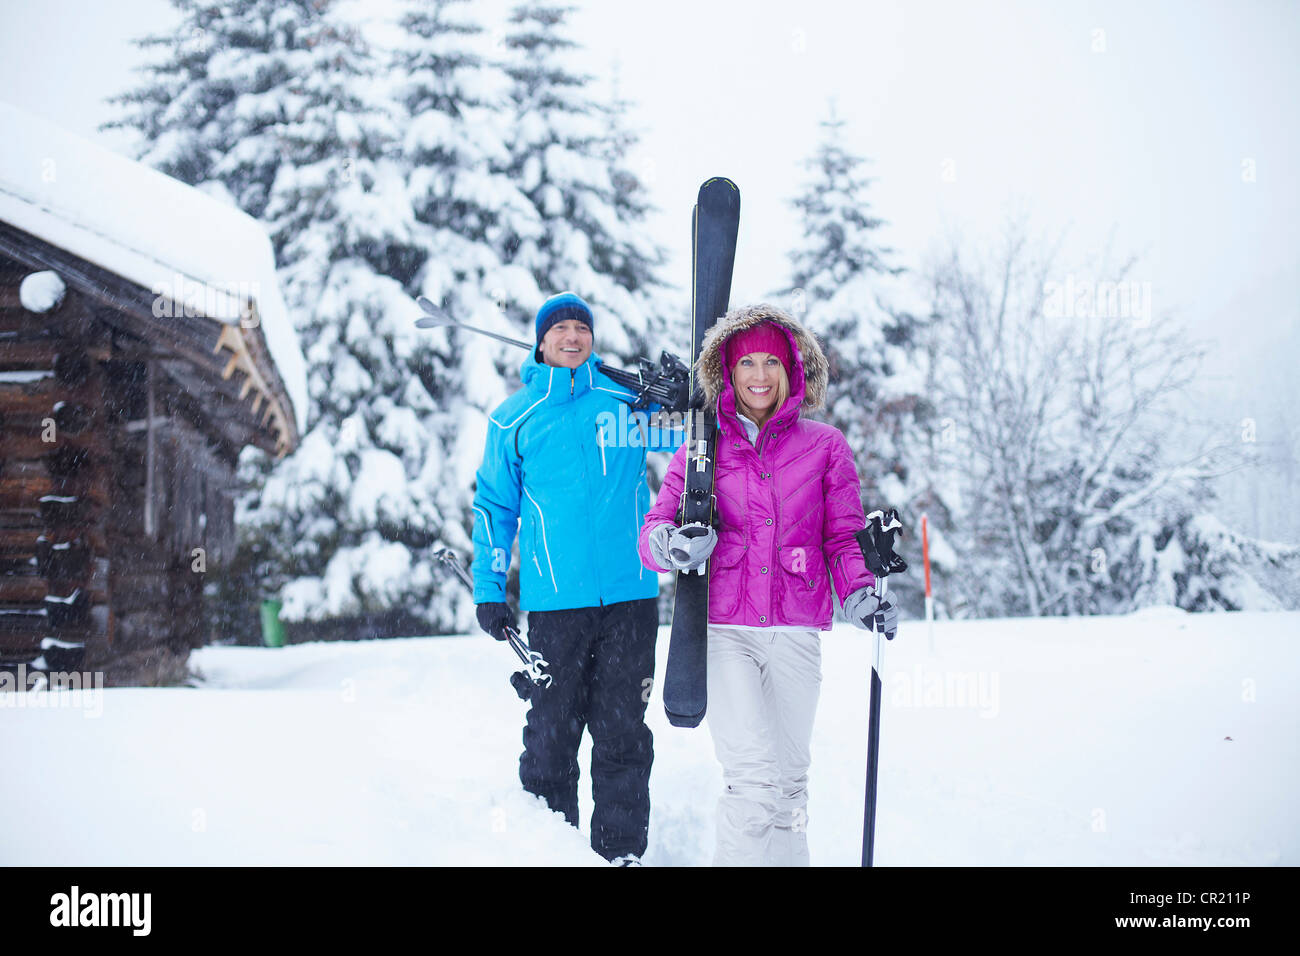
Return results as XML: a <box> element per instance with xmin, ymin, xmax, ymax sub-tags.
<box><xmin>496</xmin><ymin>3</ymin><xmax>672</xmax><ymax>366</ymax></box>
<box><xmin>102</xmin><ymin>0</ymin><xmax>223</xmax><ymax>185</ymax></box>
<box><xmin>595</xmin><ymin>66</ymin><xmax>674</xmax><ymax>359</ymax></box>
<box><xmin>1126</xmin><ymin>506</ymin><xmax>1300</xmax><ymax>612</ymax></box>
<box><xmin>240</xmin><ymin>2</ymin><xmax>458</xmax><ymax>636</ymax></box>
<box><xmin>104</xmin><ymin>0</ymin><xmax>328</xmax><ymax>219</ymax></box>
<box><xmin>387</xmin><ymin>0</ymin><xmax>543</xmax><ymax>630</ymax></box>
<box><xmin>783</xmin><ymin>109</ymin><xmax>939</xmax><ymax>614</ymax></box>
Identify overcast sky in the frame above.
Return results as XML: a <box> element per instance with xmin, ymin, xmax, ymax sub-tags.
<box><xmin>3</xmin><ymin>0</ymin><xmax>1297</xmax><ymax>389</ymax></box>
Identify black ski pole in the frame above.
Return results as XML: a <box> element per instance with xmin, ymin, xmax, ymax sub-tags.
<box><xmin>414</xmin><ymin>296</ymin><xmax>689</xmax><ymax>411</ymax></box>
<box><xmin>434</xmin><ymin>548</ymin><xmax>551</xmax><ymax>700</ymax></box>
<box><xmin>855</xmin><ymin>509</ymin><xmax>906</xmax><ymax>867</ymax></box>
<box><xmin>863</xmin><ymin>577</ymin><xmax>885</xmax><ymax>867</ymax></box>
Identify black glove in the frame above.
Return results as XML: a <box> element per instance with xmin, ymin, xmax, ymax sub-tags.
<box><xmin>476</xmin><ymin>601</ymin><xmax>516</xmax><ymax>642</ymax></box>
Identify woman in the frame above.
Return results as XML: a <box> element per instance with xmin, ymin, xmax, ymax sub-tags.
<box><xmin>638</xmin><ymin>303</ymin><xmax>891</xmax><ymax>867</ymax></box>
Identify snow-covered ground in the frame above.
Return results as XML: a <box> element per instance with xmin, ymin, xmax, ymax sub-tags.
<box><xmin>2</xmin><ymin>609</ymin><xmax>1296</xmax><ymax>866</ymax></box>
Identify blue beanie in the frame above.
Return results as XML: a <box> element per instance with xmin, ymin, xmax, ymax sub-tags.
<box><xmin>535</xmin><ymin>292</ymin><xmax>594</xmax><ymax>343</ymax></box>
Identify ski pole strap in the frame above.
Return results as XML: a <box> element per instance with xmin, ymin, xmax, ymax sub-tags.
<box><xmin>857</xmin><ymin>511</ymin><xmax>906</xmax><ymax>640</ymax></box>
<box><xmin>855</xmin><ymin>528</ymin><xmax>889</xmax><ymax>579</ymax></box>
<box><xmin>856</xmin><ymin>510</ymin><xmax>909</xmax><ymax>578</ymax></box>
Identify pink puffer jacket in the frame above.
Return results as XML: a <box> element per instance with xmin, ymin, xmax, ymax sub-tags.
<box><xmin>638</xmin><ymin>304</ymin><xmax>873</xmax><ymax>629</ymax></box>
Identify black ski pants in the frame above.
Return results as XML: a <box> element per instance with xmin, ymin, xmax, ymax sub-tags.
<box><xmin>520</xmin><ymin>597</ymin><xmax>657</xmax><ymax>861</ymax></box>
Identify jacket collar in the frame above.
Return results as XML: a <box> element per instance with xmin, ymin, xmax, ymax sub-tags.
<box><xmin>521</xmin><ymin>351</ymin><xmax>619</xmax><ymax>406</ymax></box>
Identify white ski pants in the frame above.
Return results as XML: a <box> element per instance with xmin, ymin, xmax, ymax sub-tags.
<box><xmin>705</xmin><ymin>625</ymin><xmax>822</xmax><ymax>866</ymax></box>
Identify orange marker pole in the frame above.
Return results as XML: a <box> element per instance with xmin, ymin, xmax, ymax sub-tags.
<box><xmin>922</xmin><ymin>513</ymin><xmax>934</xmax><ymax>651</ymax></box>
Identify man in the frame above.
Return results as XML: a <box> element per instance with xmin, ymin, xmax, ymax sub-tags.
<box><xmin>471</xmin><ymin>291</ymin><xmax>682</xmax><ymax>864</ymax></box>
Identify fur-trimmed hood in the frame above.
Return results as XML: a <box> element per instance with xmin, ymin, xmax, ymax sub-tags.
<box><xmin>698</xmin><ymin>303</ymin><xmax>828</xmax><ymax>413</ymax></box>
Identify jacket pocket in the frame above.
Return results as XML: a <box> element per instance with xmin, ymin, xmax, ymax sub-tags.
<box><xmin>706</xmin><ymin>538</ymin><xmax>748</xmax><ymax>621</ymax></box>
<box><xmin>777</xmin><ymin>545</ymin><xmax>830</xmax><ymax>623</ymax></box>
<box><xmin>778</xmin><ymin>545</ymin><xmax>824</xmax><ymax>587</ymax></box>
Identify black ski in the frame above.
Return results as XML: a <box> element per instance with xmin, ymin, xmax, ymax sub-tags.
<box><xmin>662</xmin><ymin>177</ymin><xmax>740</xmax><ymax>728</ymax></box>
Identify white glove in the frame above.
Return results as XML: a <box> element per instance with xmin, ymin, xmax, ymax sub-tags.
<box><xmin>843</xmin><ymin>586</ymin><xmax>899</xmax><ymax>638</ymax></box>
<box><xmin>668</xmin><ymin>524</ymin><xmax>717</xmax><ymax>573</ymax></box>
<box><xmin>647</xmin><ymin>523</ymin><xmax>676</xmax><ymax>571</ymax></box>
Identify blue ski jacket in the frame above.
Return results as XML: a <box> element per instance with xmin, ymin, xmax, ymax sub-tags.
<box><xmin>472</xmin><ymin>350</ymin><xmax>685</xmax><ymax>612</ymax></box>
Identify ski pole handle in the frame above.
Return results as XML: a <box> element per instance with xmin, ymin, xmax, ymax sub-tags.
<box><xmin>434</xmin><ymin>548</ymin><xmax>552</xmax><ymax>688</ymax></box>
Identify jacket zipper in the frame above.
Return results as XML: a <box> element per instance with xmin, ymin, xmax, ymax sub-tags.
<box><xmin>523</xmin><ymin>486</ymin><xmax>559</xmax><ymax>593</ymax></box>
<box><xmin>757</xmin><ymin>416</ymin><xmax>785</xmax><ymax>457</ymax></box>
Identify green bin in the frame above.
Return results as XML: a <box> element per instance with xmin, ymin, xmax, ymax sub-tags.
<box><xmin>260</xmin><ymin>599</ymin><xmax>286</xmax><ymax>648</ymax></box>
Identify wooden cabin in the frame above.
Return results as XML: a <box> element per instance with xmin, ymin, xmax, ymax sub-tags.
<box><xmin>0</xmin><ymin>104</ymin><xmax>305</xmax><ymax>686</ymax></box>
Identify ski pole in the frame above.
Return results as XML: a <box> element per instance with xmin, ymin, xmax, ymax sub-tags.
<box><xmin>434</xmin><ymin>548</ymin><xmax>551</xmax><ymax>699</ymax></box>
<box><xmin>414</xmin><ymin>297</ymin><xmax>690</xmax><ymax>411</ymax></box>
<box><xmin>863</xmin><ymin>576</ymin><xmax>886</xmax><ymax>868</ymax></box>
<box><xmin>415</xmin><ymin>296</ymin><xmax>534</xmax><ymax>349</ymax></box>
<box><xmin>856</xmin><ymin>510</ymin><xmax>907</xmax><ymax>867</ymax></box>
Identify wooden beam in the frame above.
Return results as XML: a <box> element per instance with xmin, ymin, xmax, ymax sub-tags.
<box><xmin>210</xmin><ymin>320</ymin><xmax>295</xmax><ymax>457</ymax></box>
<box><xmin>144</xmin><ymin>361</ymin><xmax>156</xmax><ymax>540</ymax></box>
<box><xmin>0</xmin><ymin>473</ymin><xmax>109</xmax><ymax>509</ymax></box>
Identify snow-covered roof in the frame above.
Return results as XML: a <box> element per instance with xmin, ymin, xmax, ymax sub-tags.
<box><xmin>0</xmin><ymin>100</ymin><xmax>307</xmax><ymax>435</ymax></box>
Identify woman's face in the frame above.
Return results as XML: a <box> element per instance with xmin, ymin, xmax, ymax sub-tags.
<box><xmin>731</xmin><ymin>351</ymin><xmax>784</xmax><ymax>418</ymax></box>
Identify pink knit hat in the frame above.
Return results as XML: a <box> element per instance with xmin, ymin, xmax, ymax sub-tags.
<box><xmin>724</xmin><ymin>322</ymin><xmax>792</xmax><ymax>373</ymax></box>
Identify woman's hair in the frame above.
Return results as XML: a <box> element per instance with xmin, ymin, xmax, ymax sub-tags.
<box><xmin>731</xmin><ymin>359</ymin><xmax>790</xmax><ymax>422</ymax></box>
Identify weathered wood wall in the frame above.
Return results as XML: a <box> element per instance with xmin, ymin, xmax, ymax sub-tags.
<box><xmin>0</xmin><ymin>270</ymin><xmax>109</xmax><ymax>677</ymax></box>
<box><xmin>99</xmin><ymin>358</ymin><xmax>238</xmax><ymax>684</ymax></box>
<box><xmin>1</xmin><ymin>273</ymin><xmax>239</xmax><ymax>686</ymax></box>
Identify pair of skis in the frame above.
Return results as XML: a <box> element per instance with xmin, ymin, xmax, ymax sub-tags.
<box><xmin>661</xmin><ymin>177</ymin><xmax>741</xmax><ymax>728</ymax></box>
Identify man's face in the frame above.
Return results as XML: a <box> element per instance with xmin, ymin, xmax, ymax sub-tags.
<box><xmin>538</xmin><ymin>319</ymin><xmax>593</xmax><ymax>369</ymax></box>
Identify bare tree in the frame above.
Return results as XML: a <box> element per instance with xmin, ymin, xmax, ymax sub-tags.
<box><xmin>923</xmin><ymin>216</ymin><xmax>1244</xmax><ymax>616</ymax></box>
